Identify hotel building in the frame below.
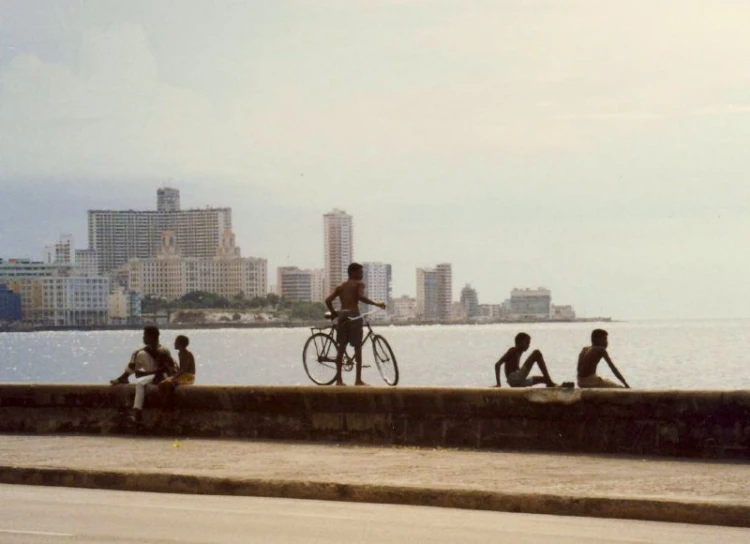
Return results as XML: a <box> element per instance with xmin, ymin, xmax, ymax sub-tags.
<box><xmin>88</xmin><ymin>188</ymin><xmax>232</xmax><ymax>273</ymax></box>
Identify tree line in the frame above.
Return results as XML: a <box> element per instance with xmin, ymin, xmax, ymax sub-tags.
<box><xmin>142</xmin><ymin>291</ymin><xmax>327</xmax><ymax>320</ymax></box>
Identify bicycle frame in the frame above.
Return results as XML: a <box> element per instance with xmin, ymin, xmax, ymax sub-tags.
<box><xmin>309</xmin><ymin>318</ymin><xmax>376</xmax><ymax>364</ymax></box>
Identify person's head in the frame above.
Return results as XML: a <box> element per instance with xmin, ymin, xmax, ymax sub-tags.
<box><xmin>143</xmin><ymin>325</ymin><xmax>160</xmax><ymax>348</ymax></box>
<box><xmin>591</xmin><ymin>329</ymin><xmax>608</xmax><ymax>348</ymax></box>
<box><xmin>347</xmin><ymin>262</ymin><xmax>364</xmax><ymax>280</ymax></box>
<box><xmin>514</xmin><ymin>332</ymin><xmax>531</xmax><ymax>351</ymax></box>
<box><xmin>174</xmin><ymin>335</ymin><xmax>189</xmax><ymax>350</ymax></box>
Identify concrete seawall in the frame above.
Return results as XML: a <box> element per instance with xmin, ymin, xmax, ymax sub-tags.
<box><xmin>1</xmin><ymin>385</ymin><xmax>748</xmax><ymax>459</ymax></box>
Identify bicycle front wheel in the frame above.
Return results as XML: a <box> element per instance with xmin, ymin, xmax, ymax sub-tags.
<box><xmin>372</xmin><ymin>334</ymin><xmax>399</xmax><ymax>386</ymax></box>
<box><xmin>303</xmin><ymin>332</ymin><xmax>338</xmax><ymax>385</ymax></box>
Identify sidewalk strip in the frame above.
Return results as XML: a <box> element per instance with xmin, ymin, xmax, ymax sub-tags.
<box><xmin>0</xmin><ymin>465</ymin><xmax>747</xmax><ymax>529</ymax></box>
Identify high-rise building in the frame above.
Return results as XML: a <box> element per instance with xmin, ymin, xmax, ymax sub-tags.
<box><xmin>436</xmin><ymin>263</ymin><xmax>453</xmax><ymax>321</ymax></box>
<box><xmin>460</xmin><ymin>283</ymin><xmax>480</xmax><ymax>318</ymax></box>
<box><xmin>416</xmin><ymin>263</ymin><xmax>452</xmax><ymax>321</ymax></box>
<box><xmin>125</xmin><ymin>230</ymin><xmax>267</xmax><ymax>301</ymax></box>
<box><xmin>362</xmin><ymin>262</ymin><xmax>392</xmax><ymax>316</ymax></box>
<box><xmin>157</xmin><ymin>187</ymin><xmax>181</xmax><ymax>212</ymax></box>
<box><xmin>510</xmin><ymin>287</ymin><xmax>551</xmax><ymax>318</ymax></box>
<box><xmin>416</xmin><ymin>267</ymin><xmax>438</xmax><ymax>320</ymax></box>
<box><xmin>88</xmin><ymin>188</ymin><xmax>232</xmax><ymax>273</ymax></box>
<box><xmin>323</xmin><ymin>209</ymin><xmax>353</xmax><ymax>295</ymax></box>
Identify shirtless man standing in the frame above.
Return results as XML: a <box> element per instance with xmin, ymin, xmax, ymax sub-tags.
<box><xmin>577</xmin><ymin>329</ymin><xmax>630</xmax><ymax>388</ymax></box>
<box><xmin>325</xmin><ymin>262</ymin><xmax>386</xmax><ymax>386</ymax></box>
<box><xmin>494</xmin><ymin>332</ymin><xmax>558</xmax><ymax>388</ymax></box>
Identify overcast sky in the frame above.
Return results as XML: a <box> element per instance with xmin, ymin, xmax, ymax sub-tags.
<box><xmin>1</xmin><ymin>0</ymin><xmax>749</xmax><ymax>319</ymax></box>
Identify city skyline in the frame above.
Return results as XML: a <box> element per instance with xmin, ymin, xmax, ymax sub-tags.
<box><xmin>2</xmin><ymin>2</ymin><xmax>750</xmax><ymax>319</ymax></box>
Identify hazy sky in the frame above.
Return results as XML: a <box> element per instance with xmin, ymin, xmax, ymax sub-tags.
<box><xmin>1</xmin><ymin>0</ymin><xmax>749</xmax><ymax>319</ymax></box>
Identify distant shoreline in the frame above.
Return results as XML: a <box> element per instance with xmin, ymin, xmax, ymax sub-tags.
<box><xmin>0</xmin><ymin>317</ymin><xmax>613</xmax><ymax>333</ymax></box>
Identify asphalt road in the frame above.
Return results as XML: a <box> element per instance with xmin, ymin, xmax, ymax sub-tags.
<box><xmin>1</xmin><ymin>484</ymin><xmax>748</xmax><ymax>544</ymax></box>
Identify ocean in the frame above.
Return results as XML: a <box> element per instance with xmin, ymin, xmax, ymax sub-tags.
<box><xmin>1</xmin><ymin>320</ymin><xmax>748</xmax><ymax>390</ymax></box>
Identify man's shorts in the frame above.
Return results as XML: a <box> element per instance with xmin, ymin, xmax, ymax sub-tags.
<box><xmin>577</xmin><ymin>375</ymin><xmax>622</xmax><ymax>388</ymax></box>
<box><xmin>506</xmin><ymin>359</ymin><xmax>535</xmax><ymax>387</ymax></box>
<box><xmin>337</xmin><ymin>313</ymin><xmax>363</xmax><ymax>347</ymax></box>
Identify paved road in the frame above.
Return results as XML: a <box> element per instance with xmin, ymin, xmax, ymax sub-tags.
<box><xmin>1</xmin><ymin>485</ymin><xmax>748</xmax><ymax>544</ymax></box>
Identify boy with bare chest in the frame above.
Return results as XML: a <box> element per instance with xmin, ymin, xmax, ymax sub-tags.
<box><xmin>577</xmin><ymin>329</ymin><xmax>630</xmax><ymax>388</ymax></box>
<box><xmin>325</xmin><ymin>262</ymin><xmax>386</xmax><ymax>386</ymax></box>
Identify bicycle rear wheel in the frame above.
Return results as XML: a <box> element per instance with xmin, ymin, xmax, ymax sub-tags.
<box><xmin>372</xmin><ymin>334</ymin><xmax>399</xmax><ymax>386</ymax></box>
<box><xmin>303</xmin><ymin>332</ymin><xmax>338</xmax><ymax>385</ymax></box>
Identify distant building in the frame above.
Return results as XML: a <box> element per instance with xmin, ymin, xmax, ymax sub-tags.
<box><xmin>362</xmin><ymin>262</ymin><xmax>392</xmax><ymax>317</ymax></box>
<box><xmin>88</xmin><ymin>187</ymin><xmax>232</xmax><ymax>273</ymax></box>
<box><xmin>109</xmin><ymin>287</ymin><xmax>142</xmax><ymax>324</ymax></box>
<box><xmin>33</xmin><ymin>275</ymin><xmax>110</xmax><ymax>327</ymax></box>
<box><xmin>75</xmin><ymin>249</ymin><xmax>99</xmax><ymax>277</ymax></box>
<box><xmin>44</xmin><ymin>234</ymin><xmax>75</xmax><ymax>265</ymax></box>
<box><xmin>277</xmin><ymin>266</ymin><xmax>325</xmax><ymax>303</ymax></box>
<box><xmin>510</xmin><ymin>287</ymin><xmax>551</xmax><ymax>319</ymax></box>
<box><xmin>460</xmin><ymin>283</ymin><xmax>480</xmax><ymax>319</ymax></box>
<box><xmin>43</xmin><ymin>235</ymin><xmax>99</xmax><ymax>276</ymax></box>
<box><xmin>552</xmin><ymin>304</ymin><xmax>576</xmax><ymax>320</ymax></box>
<box><xmin>0</xmin><ymin>257</ymin><xmax>110</xmax><ymax>325</ymax></box>
<box><xmin>451</xmin><ymin>301</ymin><xmax>467</xmax><ymax>321</ymax></box>
<box><xmin>416</xmin><ymin>263</ymin><xmax>452</xmax><ymax>321</ymax></box>
<box><xmin>157</xmin><ymin>186</ymin><xmax>181</xmax><ymax>212</ymax></box>
<box><xmin>125</xmin><ymin>229</ymin><xmax>267</xmax><ymax>301</ymax></box>
<box><xmin>390</xmin><ymin>295</ymin><xmax>417</xmax><ymax>321</ymax></box>
<box><xmin>0</xmin><ymin>284</ymin><xmax>22</xmax><ymax>322</ymax></box>
<box><xmin>478</xmin><ymin>303</ymin><xmax>507</xmax><ymax>320</ymax></box>
<box><xmin>323</xmin><ymin>209</ymin><xmax>353</xmax><ymax>295</ymax></box>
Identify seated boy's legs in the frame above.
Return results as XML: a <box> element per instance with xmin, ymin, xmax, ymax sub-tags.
<box><xmin>508</xmin><ymin>352</ymin><xmax>556</xmax><ymax>387</ymax></box>
<box><xmin>577</xmin><ymin>374</ymin><xmax>622</xmax><ymax>388</ymax></box>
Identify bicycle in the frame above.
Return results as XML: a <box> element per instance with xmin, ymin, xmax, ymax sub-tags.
<box><xmin>302</xmin><ymin>310</ymin><xmax>399</xmax><ymax>386</ymax></box>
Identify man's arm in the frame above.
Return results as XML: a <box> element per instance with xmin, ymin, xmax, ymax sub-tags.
<box><xmin>357</xmin><ymin>283</ymin><xmax>385</xmax><ymax>309</ymax></box>
<box><xmin>324</xmin><ymin>288</ymin><xmax>339</xmax><ymax>316</ymax></box>
<box><xmin>603</xmin><ymin>351</ymin><xmax>630</xmax><ymax>388</ymax></box>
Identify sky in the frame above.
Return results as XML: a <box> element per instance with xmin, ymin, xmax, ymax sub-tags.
<box><xmin>1</xmin><ymin>0</ymin><xmax>749</xmax><ymax>319</ymax></box>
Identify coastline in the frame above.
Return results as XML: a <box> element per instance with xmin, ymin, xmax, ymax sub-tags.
<box><xmin>0</xmin><ymin>317</ymin><xmax>613</xmax><ymax>334</ymax></box>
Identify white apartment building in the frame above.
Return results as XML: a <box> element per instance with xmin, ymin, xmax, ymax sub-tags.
<box><xmin>362</xmin><ymin>262</ymin><xmax>392</xmax><ymax>317</ymax></box>
<box><xmin>88</xmin><ymin>188</ymin><xmax>232</xmax><ymax>273</ymax></box>
<box><xmin>33</xmin><ymin>275</ymin><xmax>110</xmax><ymax>327</ymax></box>
<box><xmin>390</xmin><ymin>295</ymin><xmax>417</xmax><ymax>321</ymax></box>
<box><xmin>323</xmin><ymin>209</ymin><xmax>353</xmax><ymax>295</ymax></box>
<box><xmin>126</xmin><ymin>230</ymin><xmax>267</xmax><ymax>301</ymax></box>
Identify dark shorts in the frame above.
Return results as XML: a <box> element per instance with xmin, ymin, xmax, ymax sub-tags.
<box><xmin>337</xmin><ymin>314</ymin><xmax>363</xmax><ymax>347</ymax></box>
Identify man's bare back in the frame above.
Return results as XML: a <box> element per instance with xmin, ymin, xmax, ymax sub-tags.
<box><xmin>577</xmin><ymin>346</ymin><xmax>605</xmax><ymax>379</ymax></box>
<box><xmin>576</xmin><ymin>329</ymin><xmax>630</xmax><ymax>388</ymax></box>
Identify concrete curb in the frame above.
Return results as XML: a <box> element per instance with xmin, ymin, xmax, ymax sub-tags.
<box><xmin>0</xmin><ymin>465</ymin><xmax>748</xmax><ymax>529</ymax></box>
